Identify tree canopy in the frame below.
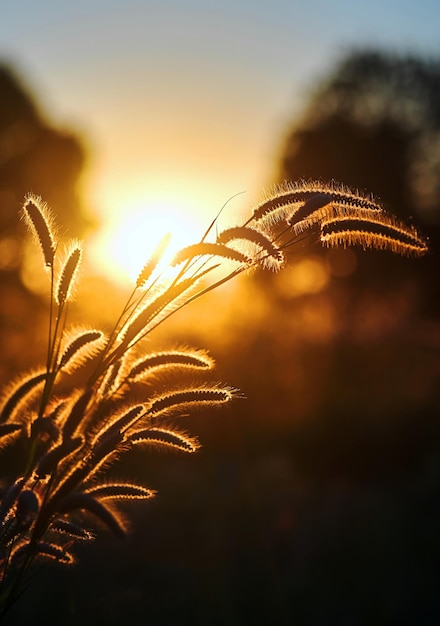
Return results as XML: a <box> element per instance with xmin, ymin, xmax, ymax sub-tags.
<box><xmin>0</xmin><ymin>63</ymin><xmax>90</xmax><ymax>276</ymax></box>
<box><xmin>279</xmin><ymin>50</ymin><xmax>440</xmax><ymax>230</ymax></box>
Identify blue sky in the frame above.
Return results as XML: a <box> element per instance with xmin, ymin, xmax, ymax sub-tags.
<box><xmin>1</xmin><ymin>0</ymin><xmax>440</xmax><ymax>279</ymax></box>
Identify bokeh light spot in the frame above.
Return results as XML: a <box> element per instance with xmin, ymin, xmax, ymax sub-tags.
<box><xmin>276</xmin><ymin>256</ymin><xmax>329</xmax><ymax>298</ymax></box>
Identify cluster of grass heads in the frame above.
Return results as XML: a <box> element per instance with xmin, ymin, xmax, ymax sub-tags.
<box><xmin>0</xmin><ymin>183</ymin><xmax>427</xmax><ymax>617</ymax></box>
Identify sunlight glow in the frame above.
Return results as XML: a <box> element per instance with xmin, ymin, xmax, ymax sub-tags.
<box><xmin>88</xmin><ymin>193</ymin><xmax>206</xmax><ymax>287</ymax></box>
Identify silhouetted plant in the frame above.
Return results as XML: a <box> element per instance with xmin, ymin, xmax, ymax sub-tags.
<box><xmin>0</xmin><ymin>183</ymin><xmax>427</xmax><ymax>617</ymax></box>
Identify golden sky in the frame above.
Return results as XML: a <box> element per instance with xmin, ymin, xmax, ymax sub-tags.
<box><xmin>2</xmin><ymin>0</ymin><xmax>439</xmax><ymax>283</ymax></box>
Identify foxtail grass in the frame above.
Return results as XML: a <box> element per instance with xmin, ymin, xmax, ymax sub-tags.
<box><xmin>0</xmin><ymin>180</ymin><xmax>427</xmax><ymax>618</ymax></box>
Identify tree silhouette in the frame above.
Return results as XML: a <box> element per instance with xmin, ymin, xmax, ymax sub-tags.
<box><xmin>0</xmin><ymin>63</ymin><xmax>90</xmax><ymax>379</ymax></box>
<box><xmin>276</xmin><ymin>50</ymin><xmax>440</xmax><ymax>313</ymax></box>
<box><xmin>279</xmin><ymin>50</ymin><xmax>440</xmax><ymax>227</ymax></box>
<box><xmin>0</xmin><ymin>63</ymin><xmax>90</xmax><ymax>275</ymax></box>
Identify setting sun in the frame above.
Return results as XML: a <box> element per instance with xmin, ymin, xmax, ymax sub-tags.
<box><xmin>88</xmin><ymin>192</ymin><xmax>208</xmax><ymax>286</ymax></box>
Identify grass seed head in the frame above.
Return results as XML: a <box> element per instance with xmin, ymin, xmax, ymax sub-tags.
<box><xmin>22</xmin><ymin>194</ymin><xmax>57</xmax><ymax>267</ymax></box>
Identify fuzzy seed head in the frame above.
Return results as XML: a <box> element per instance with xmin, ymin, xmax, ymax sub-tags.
<box><xmin>56</xmin><ymin>243</ymin><xmax>82</xmax><ymax>305</ymax></box>
<box><xmin>22</xmin><ymin>194</ymin><xmax>57</xmax><ymax>267</ymax></box>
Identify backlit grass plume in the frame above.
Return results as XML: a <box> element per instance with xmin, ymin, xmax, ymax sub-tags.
<box><xmin>0</xmin><ymin>181</ymin><xmax>427</xmax><ymax>617</ymax></box>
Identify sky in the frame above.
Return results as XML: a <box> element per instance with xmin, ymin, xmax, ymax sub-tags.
<box><xmin>1</xmin><ymin>0</ymin><xmax>440</xmax><ymax>282</ymax></box>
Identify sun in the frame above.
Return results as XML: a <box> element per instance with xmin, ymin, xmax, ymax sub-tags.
<box><xmin>88</xmin><ymin>194</ymin><xmax>204</xmax><ymax>287</ymax></box>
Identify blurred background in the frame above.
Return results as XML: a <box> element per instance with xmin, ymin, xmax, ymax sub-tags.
<box><xmin>1</xmin><ymin>1</ymin><xmax>440</xmax><ymax>624</ymax></box>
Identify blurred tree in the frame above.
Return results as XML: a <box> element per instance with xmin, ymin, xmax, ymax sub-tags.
<box><xmin>274</xmin><ymin>49</ymin><xmax>440</xmax><ymax>314</ymax></box>
<box><xmin>0</xmin><ymin>63</ymin><xmax>91</xmax><ymax>272</ymax></box>
<box><xmin>279</xmin><ymin>50</ymin><xmax>440</xmax><ymax>229</ymax></box>
<box><xmin>0</xmin><ymin>63</ymin><xmax>91</xmax><ymax>379</ymax></box>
